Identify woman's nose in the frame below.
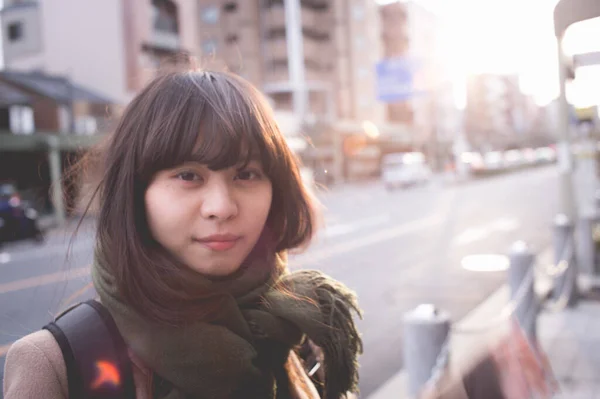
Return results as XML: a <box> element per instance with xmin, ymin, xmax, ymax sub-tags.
<box><xmin>199</xmin><ymin>181</ymin><xmax>239</xmax><ymax>221</ymax></box>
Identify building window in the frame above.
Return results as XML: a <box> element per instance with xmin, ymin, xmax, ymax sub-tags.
<box><xmin>269</xmin><ymin>59</ymin><xmax>288</xmax><ymax>71</ymax></box>
<box><xmin>225</xmin><ymin>34</ymin><xmax>239</xmax><ymax>44</ymax></box>
<box><xmin>301</xmin><ymin>0</ymin><xmax>328</xmax><ymax>11</ymax></box>
<box><xmin>305</xmin><ymin>59</ymin><xmax>325</xmax><ymax>72</ymax></box>
<box><xmin>201</xmin><ymin>5</ymin><xmax>219</xmax><ymax>24</ymax></box>
<box><xmin>75</xmin><ymin>116</ymin><xmax>98</xmax><ymax>135</ymax></box>
<box><xmin>9</xmin><ymin>106</ymin><xmax>34</xmax><ymax>135</ymax></box>
<box><xmin>202</xmin><ymin>38</ymin><xmax>218</xmax><ymax>54</ymax></box>
<box><xmin>264</xmin><ymin>0</ymin><xmax>283</xmax><ymax>7</ymax></box>
<box><xmin>7</xmin><ymin>22</ymin><xmax>23</xmax><ymax>42</ymax></box>
<box><xmin>58</xmin><ymin>106</ymin><xmax>71</xmax><ymax>134</ymax></box>
<box><xmin>223</xmin><ymin>2</ymin><xmax>238</xmax><ymax>12</ymax></box>
<box><xmin>302</xmin><ymin>28</ymin><xmax>329</xmax><ymax>41</ymax></box>
<box><xmin>266</xmin><ymin>27</ymin><xmax>286</xmax><ymax>39</ymax></box>
<box><xmin>151</xmin><ymin>0</ymin><xmax>178</xmax><ymax>33</ymax></box>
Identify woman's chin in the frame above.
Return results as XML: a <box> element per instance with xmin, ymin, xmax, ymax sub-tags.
<box><xmin>188</xmin><ymin>262</ymin><xmax>245</xmax><ymax>280</ymax></box>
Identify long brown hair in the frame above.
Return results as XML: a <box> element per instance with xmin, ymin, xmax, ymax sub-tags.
<box><xmin>83</xmin><ymin>69</ymin><xmax>316</xmax><ymax>325</ymax></box>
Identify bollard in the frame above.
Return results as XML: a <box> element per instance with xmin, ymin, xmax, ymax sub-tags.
<box><xmin>553</xmin><ymin>214</ymin><xmax>579</xmax><ymax>307</ymax></box>
<box><xmin>578</xmin><ymin>211</ymin><xmax>597</xmax><ymax>275</ymax></box>
<box><xmin>508</xmin><ymin>241</ymin><xmax>537</xmax><ymax>343</ymax></box>
<box><xmin>403</xmin><ymin>304</ymin><xmax>451</xmax><ymax>398</ymax></box>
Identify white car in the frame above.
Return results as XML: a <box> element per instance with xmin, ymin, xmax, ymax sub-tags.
<box><xmin>503</xmin><ymin>150</ymin><xmax>525</xmax><ymax>169</ymax></box>
<box><xmin>483</xmin><ymin>151</ymin><xmax>504</xmax><ymax>171</ymax></box>
<box><xmin>382</xmin><ymin>152</ymin><xmax>432</xmax><ymax>190</ymax></box>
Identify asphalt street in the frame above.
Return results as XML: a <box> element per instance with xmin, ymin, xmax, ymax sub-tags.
<box><xmin>0</xmin><ymin>165</ymin><xmax>559</xmax><ymax>397</ymax></box>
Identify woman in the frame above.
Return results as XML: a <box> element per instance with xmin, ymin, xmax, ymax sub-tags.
<box><xmin>3</xmin><ymin>70</ymin><xmax>362</xmax><ymax>398</ymax></box>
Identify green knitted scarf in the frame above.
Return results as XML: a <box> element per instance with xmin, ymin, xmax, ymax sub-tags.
<box><xmin>91</xmin><ymin>242</ymin><xmax>362</xmax><ymax>399</ymax></box>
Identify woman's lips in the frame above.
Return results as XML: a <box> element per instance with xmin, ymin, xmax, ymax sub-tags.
<box><xmin>195</xmin><ymin>234</ymin><xmax>241</xmax><ymax>252</ymax></box>
<box><xmin>201</xmin><ymin>240</ymin><xmax>238</xmax><ymax>251</ymax></box>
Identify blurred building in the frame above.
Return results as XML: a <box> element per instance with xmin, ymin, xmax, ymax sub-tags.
<box><xmin>0</xmin><ymin>70</ymin><xmax>116</xmax><ymax>216</ymax></box>
<box><xmin>465</xmin><ymin>74</ymin><xmax>540</xmax><ymax>150</ymax></box>
<box><xmin>196</xmin><ymin>0</ymin><xmax>385</xmax><ymax>132</ymax></box>
<box><xmin>379</xmin><ymin>1</ymin><xmax>459</xmax><ymax>166</ymax></box>
<box><xmin>1</xmin><ymin>0</ymin><xmax>200</xmax><ymax>105</ymax></box>
<box><xmin>0</xmin><ymin>0</ymin><xmax>387</xmax><ymax>126</ymax></box>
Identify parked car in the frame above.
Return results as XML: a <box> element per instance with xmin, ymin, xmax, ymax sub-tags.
<box><xmin>382</xmin><ymin>152</ymin><xmax>432</xmax><ymax>190</ymax></box>
<box><xmin>535</xmin><ymin>147</ymin><xmax>557</xmax><ymax>164</ymax></box>
<box><xmin>460</xmin><ymin>152</ymin><xmax>485</xmax><ymax>174</ymax></box>
<box><xmin>503</xmin><ymin>149</ymin><xmax>525</xmax><ymax>169</ymax></box>
<box><xmin>0</xmin><ymin>182</ymin><xmax>44</xmax><ymax>246</ymax></box>
<box><xmin>483</xmin><ymin>151</ymin><xmax>505</xmax><ymax>171</ymax></box>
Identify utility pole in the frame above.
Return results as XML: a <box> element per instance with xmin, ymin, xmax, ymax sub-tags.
<box><xmin>556</xmin><ymin>34</ymin><xmax>577</xmax><ymax>221</ymax></box>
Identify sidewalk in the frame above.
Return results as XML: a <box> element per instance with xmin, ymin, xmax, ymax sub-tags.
<box><xmin>541</xmin><ymin>299</ymin><xmax>600</xmax><ymax>398</ymax></box>
<box><xmin>367</xmin><ymin>248</ymin><xmax>600</xmax><ymax>399</ymax></box>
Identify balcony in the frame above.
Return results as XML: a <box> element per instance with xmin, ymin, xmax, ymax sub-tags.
<box><xmin>148</xmin><ymin>0</ymin><xmax>180</xmax><ymax>52</ymax></box>
<box><xmin>148</xmin><ymin>30</ymin><xmax>180</xmax><ymax>52</ymax></box>
<box><xmin>261</xmin><ymin>4</ymin><xmax>332</xmax><ymax>37</ymax></box>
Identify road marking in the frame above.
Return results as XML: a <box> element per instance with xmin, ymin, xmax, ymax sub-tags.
<box><xmin>0</xmin><ymin>237</ymin><xmax>94</xmax><ymax>265</ymax></box>
<box><xmin>0</xmin><ymin>252</ymin><xmax>11</xmax><ymax>264</ymax></box>
<box><xmin>454</xmin><ymin>217</ymin><xmax>520</xmax><ymax>246</ymax></box>
<box><xmin>0</xmin><ymin>266</ymin><xmax>90</xmax><ymax>295</ymax></box>
<box><xmin>322</xmin><ymin>215</ymin><xmax>390</xmax><ymax>239</ymax></box>
<box><xmin>291</xmin><ymin>214</ymin><xmax>442</xmax><ymax>268</ymax></box>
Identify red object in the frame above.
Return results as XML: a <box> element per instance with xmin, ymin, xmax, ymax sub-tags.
<box><xmin>91</xmin><ymin>360</ymin><xmax>121</xmax><ymax>389</ymax></box>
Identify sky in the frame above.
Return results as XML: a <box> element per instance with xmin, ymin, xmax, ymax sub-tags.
<box><xmin>377</xmin><ymin>0</ymin><xmax>600</xmax><ymax>107</ymax></box>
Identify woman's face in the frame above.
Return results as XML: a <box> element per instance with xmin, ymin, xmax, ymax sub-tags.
<box><xmin>145</xmin><ymin>160</ymin><xmax>272</xmax><ymax>277</ymax></box>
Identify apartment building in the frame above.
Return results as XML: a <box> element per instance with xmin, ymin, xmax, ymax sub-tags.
<box><xmin>1</xmin><ymin>0</ymin><xmax>201</xmax><ymax>105</ymax></box>
<box><xmin>196</xmin><ymin>0</ymin><xmax>385</xmax><ymax>132</ymax></box>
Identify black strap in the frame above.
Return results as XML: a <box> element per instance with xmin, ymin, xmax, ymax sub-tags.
<box><xmin>43</xmin><ymin>300</ymin><xmax>136</xmax><ymax>398</ymax></box>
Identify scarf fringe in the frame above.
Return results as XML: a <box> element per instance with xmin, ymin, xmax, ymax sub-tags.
<box><xmin>285</xmin><ymin>271</ymin><xmax>363</xmax><ymax>399</ymax></box>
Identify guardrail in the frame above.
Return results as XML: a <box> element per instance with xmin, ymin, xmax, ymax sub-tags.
<box><xmin>402</xmin><ymin>212</ymin><xmax>583</xmax><ymax>398</ymax></box>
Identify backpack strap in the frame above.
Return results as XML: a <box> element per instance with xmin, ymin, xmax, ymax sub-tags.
<box><xmin>43</xmin><ymin>300</ymin><xmax>136</xmax><ymax>398</ymax></box>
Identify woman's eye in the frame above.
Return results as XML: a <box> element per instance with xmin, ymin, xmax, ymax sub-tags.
<box><xmin>235</xmin><ymin>170</ymin><xmax>261</xmax><ymax>181</ymax></box>
<box><xmin>176</xmin><ymin>171</ymin><xmax>201</xmax><ymax>182</ymax></box>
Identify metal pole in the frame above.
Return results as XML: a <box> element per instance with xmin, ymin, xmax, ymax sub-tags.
<box><xmin>47</xmin><ymin>136</ymin><xmax>66</xmax><ymax>225</ymax></box>
<box><xmin>403</xmin><ymin>304</ymin><xmax>451</xmax><ymax>398</ymax></box>
<box><xmin>553</xmin><ymin>214</ymin><xmax>579</xmax><ymax>307</ymax></box>
<box><xmin>284</xmin><ymin>0</ymin><xmax>307</xmax><ymax>121</ymax></box>
<box><xmin>556</xmin><ymin>34</ymin><xmax>577</xmax><ymax>221</ymax></box>
<box><xmin>508</xmin><ymin>241</ymin><xmax>537</xmax><ymax>343</ymax></box>
<box><xmin>578</xmin><ymin>211</ymin><xmax>597</xmax><ymax>275</ymax></box>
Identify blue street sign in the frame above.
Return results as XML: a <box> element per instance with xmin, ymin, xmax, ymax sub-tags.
<box><xmin>376</xmin><ymin>57</ymin><xmax>416</xmax><ymax>103</ymax></box>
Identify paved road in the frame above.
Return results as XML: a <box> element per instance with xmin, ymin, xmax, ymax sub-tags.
<box><xmin>0</xmin><ymin>166</ymin><xmax>559</xmax><ymax>396</ymax></box>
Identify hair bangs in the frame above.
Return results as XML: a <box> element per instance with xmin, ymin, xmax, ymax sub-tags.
<box><xmin>137</xmin><ymin>72</ymin><xmax>276</xmax><ymax>180</ymax></box>
<box><xmin>187</xmin><ymin>108</ymin><xmax>263</xmax><ymax>171</ymax></box>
